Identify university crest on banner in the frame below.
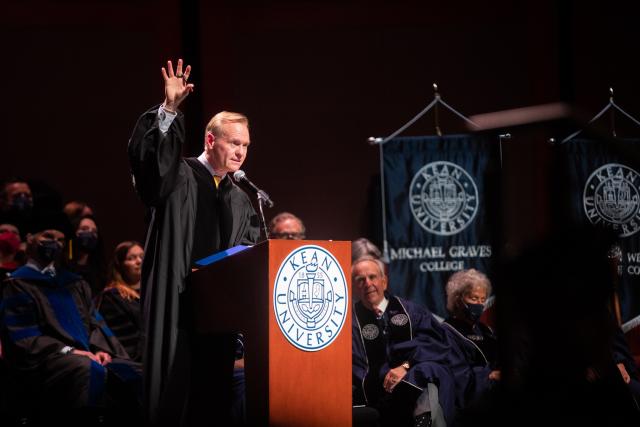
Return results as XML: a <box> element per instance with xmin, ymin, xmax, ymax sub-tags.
<box><xmin>382</xmin><ymin>135</ymin><xmax>499</xmax><ymax>318</ymax></box>
<box><xmin>558</xmin><ymin>138</ymin><xmax>640</xmax><ymax>327</ymax></box>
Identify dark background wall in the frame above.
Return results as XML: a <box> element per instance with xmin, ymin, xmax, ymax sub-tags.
<box><xmin>2</xmin><ymin>0</ymin><xmax>639</xmax><ymax>254</ymax></box>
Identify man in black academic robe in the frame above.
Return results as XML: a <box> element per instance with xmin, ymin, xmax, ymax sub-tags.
<box><xmin>0</xmin><ymin>221</ymin><xmax>141</xmax><ymax>422</ymax></box>
<box><xmin>128</xmin><ymin>59</ymin><xmax>260</xmax><ymax>426</ymax></box>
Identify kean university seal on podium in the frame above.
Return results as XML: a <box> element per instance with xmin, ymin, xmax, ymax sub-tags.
<box><xmin>409</xmin><ymin>161</ymin><xmax>479</xmax><ymax>236</ymax></box>
<box><xmin>584</xmin><ymin>163</ymin><xmax>640</xmax><ymax>238</ymax></box>
<box><xmin>273</xmin><ymin>245</ymin><xmax>348</xmax><ymax>351</ymax></box>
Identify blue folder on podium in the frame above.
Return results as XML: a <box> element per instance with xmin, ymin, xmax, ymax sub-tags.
<box><xmin>194</xmin><ymin>245</ymin><xmax>252</xmax><ymax>267</ymax></box>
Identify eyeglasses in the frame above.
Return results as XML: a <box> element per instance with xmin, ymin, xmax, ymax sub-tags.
<box><xmin>269</xmin><ymin>232</ymin><xmax>305</xmax><ymax>240</ymax></box>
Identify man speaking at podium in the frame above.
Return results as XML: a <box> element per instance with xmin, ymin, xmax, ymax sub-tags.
<box><xmin>128</xmin><ymin>58</ymin><xmax>260</xmax><ymax>426</ymax></box>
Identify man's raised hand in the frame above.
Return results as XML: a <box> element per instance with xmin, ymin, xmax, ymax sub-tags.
<box><xmin>161</xmin><ymin>58</ymin><xmax>194</xmax><ymax>112</ymax></box>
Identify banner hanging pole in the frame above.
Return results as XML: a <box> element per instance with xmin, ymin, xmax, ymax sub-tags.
<box><xmin>379</xmin><ymin>143</ymin><xmax>390</xmax><ymax>263</ymax></box>
<box><xmin>609</xmin><ymin>87</ymin><xmax>617</xmax><ymax>138</ymax></box>
<box><xmin>434</xmin><ymin>83</ymin><xmax>442</xmax><ymax>136</ymax></box>
<box><xmin>561</xmin><ymin>87</ymin><xmax>640</xmax><ymax>143</ymax></box>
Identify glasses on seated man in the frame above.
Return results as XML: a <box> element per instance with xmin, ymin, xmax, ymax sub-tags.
<box><xmin>268</xmin><ymin>212</ymin><xmax>306</xmax><ymax>240</ymax></box>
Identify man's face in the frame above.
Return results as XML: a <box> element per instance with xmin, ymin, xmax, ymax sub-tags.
<box><xmin>27</xmin><ymin>229</ymin><xmax>65</xmax><ymax>263</ymax></box>
<box><xmin>0</xmin><ymin>224</ymin><xmax>20</xmax><ymax>237</ymax></box>
<box><xmin>0</xmin><ymin>223</ymin><xmax>21</xmax><ymax>255</ymax></box>
<box><xmin>30</xmin><ymin>230</ymin><xmax>65</xmax><ymax>247</ymax></box>
<box><xmin>4</xmin><ymin>182</ymin><xmax>32</xmax><ymax>209</ymax></box>
<box><xmin>353</xmin><ymin>259</ymin><xmax>388</xmax><ymax>311</ymax></box>
<box><xmin>206</xmin><ymin>122</ymin><xmax>250</xmax><ymax>174</ymax></box>
<box><xmin>271</xmin><ymin>218</ymin><xmax>305</xmax><ymax>240</ymax></box>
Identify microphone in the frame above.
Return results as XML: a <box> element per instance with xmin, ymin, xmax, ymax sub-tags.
<box><xmin>233</xmin><ymin>170</ymin><xmax>275</xmax><ymax>208</ymax></box>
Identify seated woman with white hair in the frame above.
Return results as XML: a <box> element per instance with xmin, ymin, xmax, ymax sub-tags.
<box><xmin>443</xmin><ymin>268</ymin><xmax>500</xmax><ymax>382</ymax></box>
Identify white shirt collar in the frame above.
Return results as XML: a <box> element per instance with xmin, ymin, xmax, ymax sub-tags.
<box><xmin>374</xmin><ymin>297</ymin><xmax>389</xmax><ymax>317</ymax></box>
<box><xmin>197</xmin><ymin>152</ymin><xmax>227</xmax><ymax>179</ymax></box>
<box><xmin>25</xmin><ymin>260</ymin><xmax>56</xmax><ymax>276</ymax></box>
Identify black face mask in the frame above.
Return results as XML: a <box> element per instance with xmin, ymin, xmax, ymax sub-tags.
<box><xmin>37</xmin><ymin>239</ymin><xmax>62</xmax><ymax>264</ymax></box>
<box><xmin>464</xmin><ymin>303</ymin><xmax>484</xmax><ymax>323</ymax></box>
<box><xmin>10</xmin><ymin>194</ymin><xmax>33</xmax><ymax>215</ymax></box>
<box><xmin>75</xmin><ymin>231</ymin><xmax>98</xmax><ymax>251</ymax></box>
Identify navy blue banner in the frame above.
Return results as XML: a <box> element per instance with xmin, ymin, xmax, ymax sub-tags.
<box><xmin>382</xmin><ymin>135</ymin><xmax>499</xmax><ymax>318</ymax></box>
<box><xmin>558</xmin><ymin>138</ymin><xmax>640</xmax><ymax>325</ymax></box>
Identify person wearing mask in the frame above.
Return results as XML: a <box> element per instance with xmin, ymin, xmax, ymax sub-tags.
<box><xmin>0</xmin><ymin>223</ymin><xmax>22</xmax><ymax>278</ymax></box>
<box><xmin>0</xmin><ymin>214</ymin><xmax>142</xmax><ymax>423</ymax></box>
<box><xmin>352</xmin><ymin>256</ymin><xmax>486</xmax><ymax>427</ymax></box>
<box><xmin>96</xmin><ymin>241</ymin><xmax>144</xmax><ymax>363</ymax></box>
<box><xmin>0</xmin><ymin>178</ymin><xmax>34</xmax><ymax>238</ymax></box>
<box><xmin>67</xmin><ymin>215</ymin><xmax>107</xmax><ymax>297</ymax></box>
<box><xmin>443</xmin><ymin>269</ymin><xmax>500</xmax><ymax>382</ymax></box>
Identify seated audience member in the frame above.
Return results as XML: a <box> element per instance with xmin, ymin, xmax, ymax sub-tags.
<box><xmin>0</xmin><ymin>178</ymin><xmax>34</xmax><ymax>238</ymax></box>
<box><xmin>352</xmin><ymin>237</ymin><xmax>385</xmax><ymax>427</ymax></box>
<box><xmin>96</xmin><ymin>241</ymin><xmax>144</xmax><ymax>362</ymax></box>
<box><xmin>352</xmin><ymin>237</ymin><xmax>383</xmax><ymax>263</ymax></box>
<box><xmin>443</xmin><ymin>269</ymin><xmax>500</xmax><ymax>381</ymax></box>
<box><xmin>0</xmin><ymin>214</ymin><xmax>142</xmax><ymax>420</ymax></box>
<box><xmin>63</xmin><ymin>200</ymin><xmax>95</xmax><ymax>225</ymax></box>
<box><xmin>352</xmin><ymin>256</ymin><xmax>481</xmax><ymax>427</ymax></box>
<box><xmin>67</xmin><ymin>214</ymin><xmax>107</xmax><ymax>296</ymax></box>
<box><xmin>0</xmin><ymin>223</ymin><xmax>22</xmax><ymax>278</ymax></box>
<box><xmin>268</xmin><ymin>212</ymin><xmax>306</xmax><ymax>240</ymax></box>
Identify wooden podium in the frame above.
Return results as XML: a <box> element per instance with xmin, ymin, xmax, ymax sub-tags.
<box><xmin>188</xmin><ymin>239</ymin><xmax>352</xmax><ymax>426</ymax></box>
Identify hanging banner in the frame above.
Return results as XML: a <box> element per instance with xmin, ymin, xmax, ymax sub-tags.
<box><xmin>382</xmin><ymin>135</ymin><xmax>499</xmax><ymax>318</ymax></box>
<box><xmin>558</xmin><ymin>138</ymin><xmax>640</xmax><ymax>326</ymax></box>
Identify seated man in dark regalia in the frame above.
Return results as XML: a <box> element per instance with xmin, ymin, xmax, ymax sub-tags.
<box><xmin>0</xmin><ymin>214</ymin><xmax>142</xmax><ymax>423</ymax></box>
<box><xmin>268</xmin><ymin>211</ymin><xmax>306</xmax><ymax>240</ymax></box>
<box><xmin>352</xmin><ymin>256</ymin><xmax>490</xmax><ymax>427</ymax></box>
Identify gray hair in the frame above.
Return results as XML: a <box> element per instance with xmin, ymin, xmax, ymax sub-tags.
<box><xmin>445</xmin><ymin>268</ymin><xmax>492</xmax><ymax>312</ymax></box>
<box><xmin>352</xmin><ymin>237</ymin><xmax>382</xmax><ymax>262</ymax></box>
<box><xmin>268</xmin><ymin>212</ymin><xmax>306</xmax><ymax>235</ymax></box>
<box><xmin>351</xmin><ymin>255</ymin><xmax>386</xmax><ymax>279</ymax></box>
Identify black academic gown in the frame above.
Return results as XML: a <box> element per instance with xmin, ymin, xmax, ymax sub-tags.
<box><xmin>96</xmin><ymin>288</ymin><xmax>143</xmax><ymax>363</ymax></box>
<box><xmin>128</xmin><ymin>106</ymin><xmax>259</xmax><ymax>426</ymax></box>
<box><xmin>0</xmin><ymin>266</ymin><xmax>141</xmax><ymax>410</ymax></box>
<box><xmin>443</xmin><ymin>317</ymin><xmax>498</xmax><ymax>370</ymax></box>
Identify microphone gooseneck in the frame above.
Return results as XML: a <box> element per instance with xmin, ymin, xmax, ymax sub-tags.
<box><xmin>233</xmin><ymin>170</ymin><xmax>274</xmax><ymax>241</ymax></box>
<box><xmin>233</xmin><ymin>170</ymin><xmax>274</xmax><ymax>208</ymax></box>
